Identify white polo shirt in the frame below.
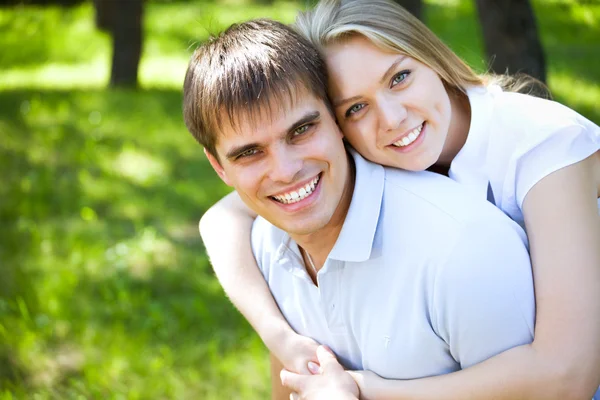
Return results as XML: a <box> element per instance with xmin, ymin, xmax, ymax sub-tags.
<box><xmin>251</xmin><ymin>150</ymin><xmax>534</xmax><ymax>379</ymax></box>
<box><xmin>451</xmin><ymin>85</ymin><xmax>600</xmax><ymax>226</ymax></box>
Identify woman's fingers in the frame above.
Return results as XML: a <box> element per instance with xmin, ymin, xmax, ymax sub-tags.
<box><xmin>281</xmin><ymin>369</ymin><xmax>306</xmax><ymax>393</ymax></box>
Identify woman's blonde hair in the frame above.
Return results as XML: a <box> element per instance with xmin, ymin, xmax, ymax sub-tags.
<box><xmin>295</xmin><ymin>0</ymin><xmax>549</xmax><ymax>98</ymax></box>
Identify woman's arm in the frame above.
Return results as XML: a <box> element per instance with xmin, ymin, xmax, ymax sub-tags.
<box><xmin>352</xmin><ymin>155</ymin><xmax>600</xmax><ymax>400</ymax></box>
<box><xmin>200</xmin><ymin>191</ymin><xmax>319</xmax><ymax>374</ymax></box>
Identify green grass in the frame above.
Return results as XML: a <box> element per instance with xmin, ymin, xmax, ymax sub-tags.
<box><xmin>0</xmin><ymin>87</ymin><xmax>267</xmax><ymax>398</ymax></box>
<box><xmin>0</xmin><ymin>0</ymin><xmax>598</xmax><ymax>398</ymax></box>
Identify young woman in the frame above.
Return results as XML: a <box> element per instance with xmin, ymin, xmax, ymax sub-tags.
<box><xmin>199</xmin><ymin>0</ymin><xmax>600</xmax><ymax>398</ymax></box>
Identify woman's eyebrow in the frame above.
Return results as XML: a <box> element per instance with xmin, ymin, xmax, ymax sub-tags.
<box><xmin>333</xmin><ymin>55</ymin><xmax>408</xmax><ymax>108</ymax></box>
<box><xmin>333</xmin><ymin>95</ymin><xmax>361</xmax><ymax>109</ymax></box>
<box><xmin>379</xmin><ymin>55</ymin><xmax>407</xmax><ymax>85</ymax></box>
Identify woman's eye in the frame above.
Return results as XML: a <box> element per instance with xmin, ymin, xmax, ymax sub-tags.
<box><xmin>391</xmin><ymin>71</ymin><xmax>410</xmax><ymax>87</ymax></box>
<box><xmin>345</xmin><ymin>103</ymin><xmax>365</xmax><ymax>117</ymax></box>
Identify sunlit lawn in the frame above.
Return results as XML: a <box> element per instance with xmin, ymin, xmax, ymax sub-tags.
<box><xmin>0</xmin><ymin>0</ymin><xmax>598</xmax><ymax>398</ymax></box>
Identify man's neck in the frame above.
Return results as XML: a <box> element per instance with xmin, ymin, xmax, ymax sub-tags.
<box><xmin>291</xmin><ymin>156</ymin><xmax>356</xmax><ymax>271</ymax></box>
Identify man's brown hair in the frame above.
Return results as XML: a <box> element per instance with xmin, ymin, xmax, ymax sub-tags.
<box><xmin>183</xmin><ymin>19</ymin><xmax>331</xmax><ymax>161</ymax></box>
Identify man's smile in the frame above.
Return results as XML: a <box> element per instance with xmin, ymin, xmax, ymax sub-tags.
<box><xmin>270</xmin><ymin>174</ymin><xmax>322</xmax><ymax>205</ymax></box>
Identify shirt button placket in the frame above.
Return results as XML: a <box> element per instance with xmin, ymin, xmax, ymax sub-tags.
<box><xmin>324</xmin><ymin>263</ymin><xmax>344</xmax><ymax>332</ymax></box>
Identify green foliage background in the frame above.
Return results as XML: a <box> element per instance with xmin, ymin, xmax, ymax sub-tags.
<box><xmin>0</xmin><ymin>0</ymin><xmax>598</xmax><ymax>398</ymax></box>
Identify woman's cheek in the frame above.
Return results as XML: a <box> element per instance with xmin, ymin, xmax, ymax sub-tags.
<box><xmin>342</xmin><ymin>125</ymin><xmax>361</xmax><ymax>146</ymax></box>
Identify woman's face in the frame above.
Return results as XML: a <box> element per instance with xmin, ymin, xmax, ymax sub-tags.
<box><xmin>324</xmin><ymin>35</ymin><xmax>455</xmax><ymax>171</ymax></box>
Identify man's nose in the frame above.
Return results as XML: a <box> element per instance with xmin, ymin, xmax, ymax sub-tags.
<box><xmin>269</xmin><ymin>146</ymin><xmax>303</xmax><ymax>183</ymax></box>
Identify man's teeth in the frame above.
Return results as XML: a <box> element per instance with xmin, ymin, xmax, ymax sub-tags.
<box><xmin>273</xmin><ymin>176</ymin><xmax>320</xmax><ymax>204</ymax></box>
<box><xmin>392</xmin><ymin>123</ymin><xmax>423</xmax><ymax>147</ymax></box>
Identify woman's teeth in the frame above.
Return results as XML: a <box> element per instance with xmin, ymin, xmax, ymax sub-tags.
<box><xmin>392</xmin><ymin>123</ymin><xmax>423</xmax><ymax>147</ymax></box>
<box><xmin>273</xmin><ymin>176</ymin><xmax>320</xmax><ymax>204</ymax></box>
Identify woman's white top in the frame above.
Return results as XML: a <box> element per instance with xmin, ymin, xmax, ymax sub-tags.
<box><xmin>450</xmin><ymin>84</ymin><xmax>600</xmax><ymax>228</ymax></box>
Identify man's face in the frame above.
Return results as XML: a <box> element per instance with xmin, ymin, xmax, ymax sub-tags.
<box><xmin>207</xmin><ymin>90</ymin><xmax>351</xmax><ymax>237</ymax></box>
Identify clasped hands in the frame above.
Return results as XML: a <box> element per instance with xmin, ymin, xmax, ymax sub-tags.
<box><xmin>280</xmin><ymin>345</ymin><xmax>380</xmax><ymax>400</ymax></box>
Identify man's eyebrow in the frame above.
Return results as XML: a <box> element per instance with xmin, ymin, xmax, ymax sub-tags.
<box><xmin>333</xmin><ymin>55</ymin><xmax>407</xmax><ymax>109</ymax></box>
<box><xmin>287</xmin><ymin>111</ymin><xmax>321</xmax><ymax>134</ymax></box>
<box><xmin>225</xmin><ymin>142</ymin><xmax>261</xmax><ymax>161</ymax></box>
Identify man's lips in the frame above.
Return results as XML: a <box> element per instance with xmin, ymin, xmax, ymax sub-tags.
<box><xmin>270</xmin><ymin>174</ymin><xmax>321</xmax><ymax>205</ymax></box>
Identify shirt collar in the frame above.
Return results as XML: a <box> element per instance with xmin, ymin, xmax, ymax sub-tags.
<box><xmin>328</xmin><ymin>149</ymin><xmax>384</xmax><ymax>262</ymax></box>
<box><xmin>449</xmin><ymin>85</ymin><xmax>498</xmax><ymax>197</ymax></box>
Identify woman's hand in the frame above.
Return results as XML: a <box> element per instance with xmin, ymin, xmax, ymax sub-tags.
<box><xmin>281</xmin><ymin>346</ymin><xmax>360</xmax><ymax>400</ymax></box>
<box><xmin>347</xmin><ymin>370</ymin><xmax>383</xmax><ymax>400</ymax></box>
<box><xmin>278</xmin><ymin>333</ymin><xmax>321</xmax><ymax>375</ymax></box>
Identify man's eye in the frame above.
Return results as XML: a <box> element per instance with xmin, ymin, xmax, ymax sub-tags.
<box><xmin>293</xmin><ymin>124</ymin><xmax>311</xmax><ymax>136</ymax></box>
<box><xmin>345</xmin><ymin>103</ymin><xmax>365</xmax><ymax>118</ymax></box>
<box><xmin>237</xmin><ymin>148</ymin><xmax>259</xmax><ymax>159</ymax></box>
<box><xmin>391</xmin><ymin>70</ymin><xmax>410</xmax><ymax>87</ymax></box>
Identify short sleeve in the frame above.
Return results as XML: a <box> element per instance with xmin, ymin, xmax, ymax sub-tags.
<box><xmin>433</xmin><ymin>218</ymin><xmax>535</xmax><ymax>369</ymax></box>
<box><xmin>515</xmin><ymin>119</ymin><xmax>600</xmax><ymax>209</ymax></box>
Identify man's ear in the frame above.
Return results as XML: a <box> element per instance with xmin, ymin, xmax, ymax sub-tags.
<box><xmin>204</xmin><ymin>148</ymin><xmax>232</xmax><ymax>186</ymax></box>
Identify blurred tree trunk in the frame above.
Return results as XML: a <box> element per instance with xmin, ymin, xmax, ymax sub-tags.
<box><xmin>475</xmin><ymin>0</ymin><xmax>547</xmax><ymax>83</ymax></box>
<box><xmin>109</xmin><ymin>0</ymin><xmax>143</xmax><ymax>88</ymax></box>
<box><xmin>390</xmin><ymin>0</ymin><xmax>423</xmax><ymax>21</ymax></box>
<box><xmin>93</xmin><ymin>0</ymin><xmax>115</xmax><ymax>32</ymax></box>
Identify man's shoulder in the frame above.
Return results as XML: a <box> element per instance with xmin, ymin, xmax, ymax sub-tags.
<box><xmin>380</xmin><ymin>168</ymin><xmax>528</xmax><ymax>269</ymax></box>
<box><xmin>382</xmin><ymin>167</ymin><xmax>517</xmax><ymax>228</ymax></box>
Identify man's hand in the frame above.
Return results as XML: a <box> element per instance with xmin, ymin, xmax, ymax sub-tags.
<box><xmin>281</xmin><ymin>346</ymin><xmax>359</xmax><ymax>400</ymax></box>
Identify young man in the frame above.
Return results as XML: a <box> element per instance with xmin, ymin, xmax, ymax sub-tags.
<box><xmin>183</xmin><ymin>19</ymin><xmax>534</xmax><ymax>399</ymax></box>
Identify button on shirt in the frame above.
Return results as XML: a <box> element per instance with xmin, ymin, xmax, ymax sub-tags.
<box><xmin>251</xmin><ymin>150</ymin><xmax>535</xmax><ymax>379</ymax></box>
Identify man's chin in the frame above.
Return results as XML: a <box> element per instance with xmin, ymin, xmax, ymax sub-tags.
<box><xmin>269</xmin><ymin>218</ymin><xmax>326</xmax><ymax>237</ymax></box>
